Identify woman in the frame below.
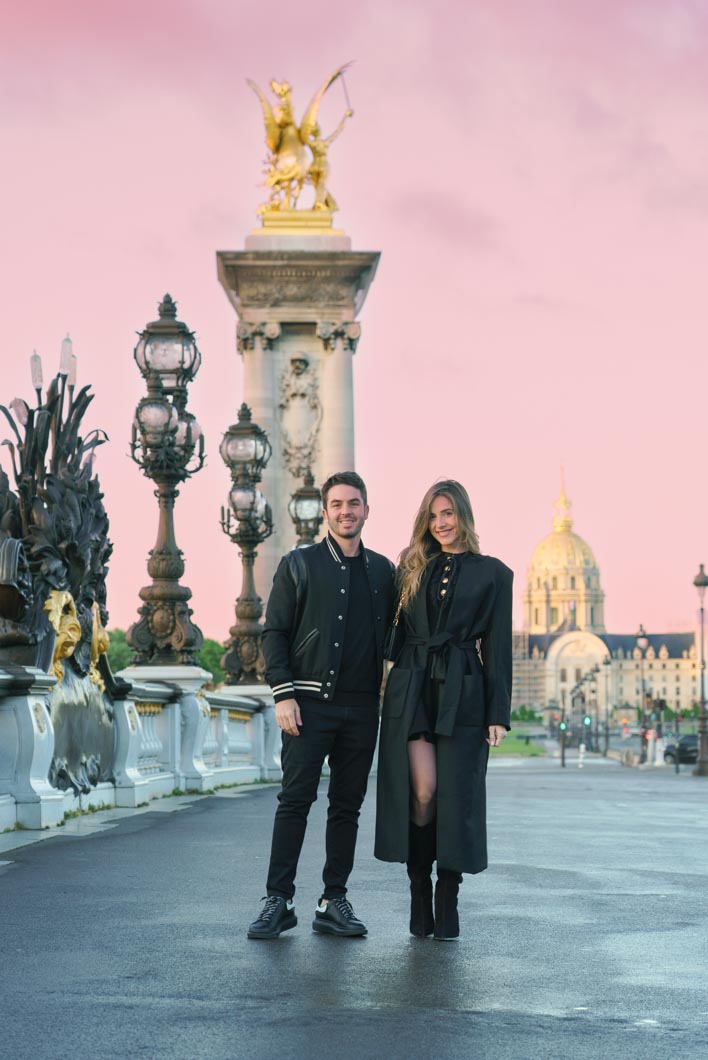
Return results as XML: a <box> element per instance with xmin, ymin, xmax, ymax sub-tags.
<box><xmin>375</xmin><ymin>480</ymin><xmax>512</xmax><ymax>940</ymax></box>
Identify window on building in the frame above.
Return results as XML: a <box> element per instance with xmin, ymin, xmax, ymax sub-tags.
<box><xmin>590</xmin><ymin>606</ymin><xmax>595</xmax><ymax>624</ymax></box>
<box><xmin>575</xmin><ymin>668</ymin><xmax>582</xmax><ymax>682</ymax></box>
<box><xmin>552</xmin><ymin>576</ymin><xmax>558</xmax><ymax>589</ymax></box>
<box><xmin>560</xmin><ymin>668</ymin><xmax>567</xmax><ymax>683</ymax></box>
<box><xmin>570</xmin><ymin>576</ymin><xmax>576</xmax><ymax>589</ymax></box>
<box><xmin>534</xmin><ymin>607</ymin><xmax>539</xmax><ymax>625</ymax></box>
<box><xmin>550</xmin><ymin>607</ymin><xmax>559</xmax><ymax>625</ymax></box>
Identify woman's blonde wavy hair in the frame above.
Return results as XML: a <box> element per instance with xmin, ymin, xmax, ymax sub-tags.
<box><xmin>397</xmin><ymin>480</ymin><xmax>480</xmax><ymax>607</ymax></box>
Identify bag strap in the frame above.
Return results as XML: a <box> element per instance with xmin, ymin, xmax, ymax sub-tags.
<box><xmin>391</xmin><ymin>592</ymin><xmax>404</xmax><ymax>628</ymax></box>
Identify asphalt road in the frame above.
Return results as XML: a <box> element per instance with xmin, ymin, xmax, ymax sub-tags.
<box><xmin>1</xmin><ymin>756</ymin><xmax>707</xmax><ymax>1060</ymax></box>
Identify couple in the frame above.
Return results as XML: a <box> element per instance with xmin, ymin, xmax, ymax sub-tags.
<box><xmin>247</xmin><ymin>471</ymin><xmax>512</xmax><ymax>942</ymax></box>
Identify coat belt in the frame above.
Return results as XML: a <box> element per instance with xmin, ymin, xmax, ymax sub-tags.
<box><xmin>407</xmin><ymin>632</ymin><xmax>479</xmax><ymax>737</ymax></box>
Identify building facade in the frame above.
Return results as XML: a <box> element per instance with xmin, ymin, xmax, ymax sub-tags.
<box><xmin>513</xmin><ymin>483</ymin><xmax>698</xmax><ymax>720</ymax></box>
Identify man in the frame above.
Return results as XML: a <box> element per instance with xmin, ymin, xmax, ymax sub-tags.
<box><xmin>247</xmin><ymin>471</ymin><xmax>395</xmax><ymax>939</ymax></box>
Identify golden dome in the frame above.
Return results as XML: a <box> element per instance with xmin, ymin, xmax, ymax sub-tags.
<box><xmin>528</xmin><ymin>479</ymin><xmax>598</xmax><ymax>574</ymax></box>
<box><xmin>529</xmin><ymin>528</ymin><xmax>598</xmax><ymax>574</ymax></box>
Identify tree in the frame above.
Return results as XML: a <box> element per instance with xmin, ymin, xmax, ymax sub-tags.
<box><xmin>106</xmin><ymin>629</ymin><xmax>132</xmax><ymax>673</ymax></box>
<box><xmin>198</xmin><ymin>639</ymin><xmax>226</xmax><ymax>687</ymax></box>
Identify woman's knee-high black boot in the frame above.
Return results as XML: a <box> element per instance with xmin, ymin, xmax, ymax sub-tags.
<box><xmin>434</xmin><ymin>868</ymin><xmax>463</xmax><ymax>940</ymax></box>
<box><xmin>406</xmin><ymin>822</ymin><xmax>436</xmax><ymax>937</ymax></box>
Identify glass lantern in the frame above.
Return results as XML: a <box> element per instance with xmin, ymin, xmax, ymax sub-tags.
<box><xmin>134</xmin><ymin>294</ymin><xmax>201</xmax><ymax>393</ymax></box>
<box><xmin>288</xmin><ymin>471</ymin><xmax>323</xmax><ymax>546</ymax></box>
<box><xmin>220</xmin><ymin>404</ymin><xmax>272</xmax><ymax>481</ymax></box>
<box><xmin>635</xmin><ymin>625</ymin><xmax>649</xmax><ymax>652</ymax></box>
<box><xmin>136</xmin><ymin>396</ymin><xmax>177</xmax><ymax>446</ymax></box>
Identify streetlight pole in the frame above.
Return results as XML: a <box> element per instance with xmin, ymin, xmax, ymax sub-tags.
<box><xmin>693</xmin><ymin>564</ymin><xmax>708</xmax><ymax>777</ymax></box>
<box><xmin>559</xmin><ymin>688</ymin><xmax>567</xmax><ymax>768</ymax></box>
<box><xmin>219</xmin><ymin>405</ymin><xmax>273</xmax><ymax>685</ymax></box>
<box><xmin>127</xmin><ymin>296</ymin><xmax>205</xmax><ymax>665</ymax></box>
<box><xmin>602</xmin><ymin>655</ymin><xmax>611</xmax><ymax>756</ymax></box>
<box><xmin>591</xmin><ymin>663</ymin><xmax>600</xmax><ymax>752</ymax></box>
<box><xmin>636</xmin><ymin>624</ymin><xmax>649</xmax><ymax>764</ymax></box>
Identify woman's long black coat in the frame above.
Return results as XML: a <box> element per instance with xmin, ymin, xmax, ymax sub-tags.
<box><xmin>375</xmin><ymin>553</ymin><xmax>513</xmax><ymax>875</ymax></box>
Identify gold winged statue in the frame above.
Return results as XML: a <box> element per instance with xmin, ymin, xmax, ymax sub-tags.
<box><xmin>247</xmin><ymin>64</ymin><xmax>353</xmax><ymax>216</ymax></box>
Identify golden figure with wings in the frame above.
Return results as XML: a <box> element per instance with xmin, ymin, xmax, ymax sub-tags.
<box><xmin>247</xmin><ymin>64</ymin><xmax>353</xmax><ymax>216</ymax></box>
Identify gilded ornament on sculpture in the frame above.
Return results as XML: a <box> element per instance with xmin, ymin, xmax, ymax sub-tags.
<box><xmin>247</xmin><ymin>64</ymin><xmax>353</xmax><ymax>219</ymax></box>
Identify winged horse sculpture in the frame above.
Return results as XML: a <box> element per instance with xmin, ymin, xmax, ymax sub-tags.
<box><xmin>247</xmin><ymin>64</ymin><xmax>353</xmax><ymax>214</ymax></box>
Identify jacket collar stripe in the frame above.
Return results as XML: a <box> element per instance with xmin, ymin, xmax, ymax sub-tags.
<box><xmin>326</xmin><ymin>533</ymin><xmax>369</xmax><ymax>567</ymax></box>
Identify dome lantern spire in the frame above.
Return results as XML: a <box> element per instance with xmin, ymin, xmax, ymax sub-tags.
<box><xmin>552</xmin><ymin>468</ymin><xmax>573</xmax><ymax>532</ymax></box>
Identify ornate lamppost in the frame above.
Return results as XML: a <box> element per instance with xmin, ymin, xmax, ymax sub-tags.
<box><xmin>127</xmin><ymin>295</ymin><xmax>205</xmax><ymax>666</ymax></box>
<box><xmin>635</xmin><ymin>624</ymin><xmax>650</xmax><ymax>763</ymax></box>
<box><xmin>693</xmin><ymin>564</ymin><xmax>708</xmax><ymax>777</ymax></box>
<box><xmin>288</xmin><ymin>470</ymin><xmax>323</xmax><ymax>547</ymax></box>
<box><xmin>602</xmin><ymin>655</ymin><xmax>612</xmax><ymax>756</ymax></box>
<box><xmin>220</xmin><ymin>404</ymin><xmax>273</xmax><ymax>684</ymax></box>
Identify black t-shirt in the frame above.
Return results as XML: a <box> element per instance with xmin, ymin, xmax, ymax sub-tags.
<box><xmin>336</xmin><ymin>552</ymin><xmax>379</xmax><ymax>708</ymax></box>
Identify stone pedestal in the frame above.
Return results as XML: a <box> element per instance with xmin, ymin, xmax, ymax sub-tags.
<box><xmin>0</xmin><ymin>667</ymin><xmax>64</xmax><ymax>829</ymax></box>
<box><xmin>217</xmin><ymin>230</ymin><xmax>380</xmax><ymax>597</ymax></box>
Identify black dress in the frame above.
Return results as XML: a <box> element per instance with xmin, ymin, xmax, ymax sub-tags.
<box><xmin>408</xmin><ymin>551</ymin><xmax>464</xmax><ymax>742</ymax></box>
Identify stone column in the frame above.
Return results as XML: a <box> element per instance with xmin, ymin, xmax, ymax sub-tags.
<box><xmin>316</xmin><ymin>321</ymin><xmax>360</xmax><ymax>476</ymax></box>
<box><xmin>217</xmin><ymin>235</ymin><xmax>380</xmax><ymax>598</ymax></box>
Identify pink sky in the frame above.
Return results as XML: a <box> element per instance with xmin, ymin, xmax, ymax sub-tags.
<box><xmin>1</xmin><ymin>0</ymin><xmax>707</xmax><ymax>639</ymax></box>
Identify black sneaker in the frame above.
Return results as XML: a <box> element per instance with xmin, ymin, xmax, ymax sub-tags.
<box><xmin>312</xmin><ymin>896</ymin><xmax>367</xmax><ymax>937</ymax></box>
<box><xmin>247</xmin><ymin>896</ymin><xmax>297</xmax><ymax>939</ymax></box>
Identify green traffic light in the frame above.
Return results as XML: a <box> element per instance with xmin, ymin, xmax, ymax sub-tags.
<box><xmin>559</xmin><ymin>721</ymin><xmax>567</xmax><ymax>730</ymax></box>
<box><xmin>583</xmin><ymin>716</ymin><xmax>591</xmax><ymax>725</ymax></box>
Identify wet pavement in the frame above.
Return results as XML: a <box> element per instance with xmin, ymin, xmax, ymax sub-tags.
<box><xmin>2</xmin><ymin>756</ymin><xmax>707</xmax><ymax>1059</ymax></box>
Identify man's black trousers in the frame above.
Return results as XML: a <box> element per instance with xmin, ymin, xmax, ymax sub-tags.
<box><xmin>266</xmin><ymin>698</ymin><xmax>379</xmax><ymax>901</ymax></box>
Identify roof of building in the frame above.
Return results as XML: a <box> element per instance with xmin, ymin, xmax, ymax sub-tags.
<box><xmin>528</xmin><ymin>631</ymin><xmax>695</xmax><ymax>658</ymax></box>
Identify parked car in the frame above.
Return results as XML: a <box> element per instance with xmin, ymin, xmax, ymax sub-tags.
<box><xmin>664</xmin><ymin>734</ymin><xmax>699</xmax><ymax>765</ymax></box>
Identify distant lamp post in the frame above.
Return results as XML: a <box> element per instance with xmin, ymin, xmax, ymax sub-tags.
<box><xmin>602</xmin><ymin>655</ymin><xmax>612</xmax><ymax>756</ymax></box>
<box><xmin>635</xmin><ymin>624</ymin><xmax>650</xmax><ymax>763</ymax></box>
<box><xmin>220</xmin><ymin>404</ymin><xmax>273</xmax><ymax>685</ymax></box>
<box><xmin>693</xmin><ymin>564</ymin><xmax>708</xmax><ymax>777</ymax></box>
<box><xmin>288</xmin><ymin>470</ymin><xmax>323</xmax><ymax>547</ymax></box>
<box><xmin>127</xmin><ymin>296</ymin><xmax>205</xmax><ymax>666</ymax></box>
<box><xmin>591</xmin><ymin>663</ymin><xmax>601</xmax><ymax>751</ymax></box>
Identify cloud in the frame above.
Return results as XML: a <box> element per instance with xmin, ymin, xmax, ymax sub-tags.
<box><xmin>392</xmin><ymin>190</ymin><xmax>502</xmax><ymax>252</ymax></box>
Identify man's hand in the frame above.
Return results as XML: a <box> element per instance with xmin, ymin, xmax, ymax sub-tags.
<box><xmin>276</xmin><ymin>698</ymin><xmax>302</xmax><ymax>737</ymax></box>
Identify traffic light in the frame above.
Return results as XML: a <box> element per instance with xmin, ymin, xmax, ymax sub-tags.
<box><xmin>559</xmin><ymin>720</ymin><xmax>567</xmax><ymax>731</ymax></box>
<box><xmin>583</xmin><ymin>715</ymin><xmax>591</xmax><ymax>726</ymax></box>
<box><xmin>553</xmin><ymin>714</ymin><xmax>559</xmax><ymax>722</ymax></box>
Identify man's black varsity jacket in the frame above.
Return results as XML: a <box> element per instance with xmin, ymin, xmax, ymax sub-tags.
<box><xmin>262</xmin><ymin>533</ymin><xmax>396</xmax><ymax>705</ymax></box>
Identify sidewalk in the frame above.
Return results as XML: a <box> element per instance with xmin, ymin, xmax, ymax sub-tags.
<box><xmin>2</xmin><ymin>760</ymin><xmax>707</xmax><ymax>1060</ymax></box>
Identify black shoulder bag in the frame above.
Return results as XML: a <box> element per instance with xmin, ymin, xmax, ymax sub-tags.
<box><xmin>383</xmin><ymin>593</ymin><xmax>405</xmax><ymax>663</ymax></box>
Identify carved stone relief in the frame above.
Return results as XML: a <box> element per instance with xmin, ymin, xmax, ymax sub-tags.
<box><xmin>278</xmin><ymin>355</ymin><xmax>322</xmax><ymax>478</ymax></box>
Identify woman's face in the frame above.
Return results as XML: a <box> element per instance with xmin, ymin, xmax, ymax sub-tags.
<box><xmin>428</xmin><ymin>494</ymin><xmax>460</xmax><ymax>551</ymax></box>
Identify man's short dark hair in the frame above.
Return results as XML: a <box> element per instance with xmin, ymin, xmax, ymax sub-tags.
<box><xmin>321</xmin><ymin>471</ymin><xmax>368</xmax><ymax>508</ymax></box>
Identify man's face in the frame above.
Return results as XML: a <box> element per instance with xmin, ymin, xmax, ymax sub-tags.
<box><xmin>323</xmin><ymin>485</ymin><xmax>369</xmax><ymax>541</ymax></box>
